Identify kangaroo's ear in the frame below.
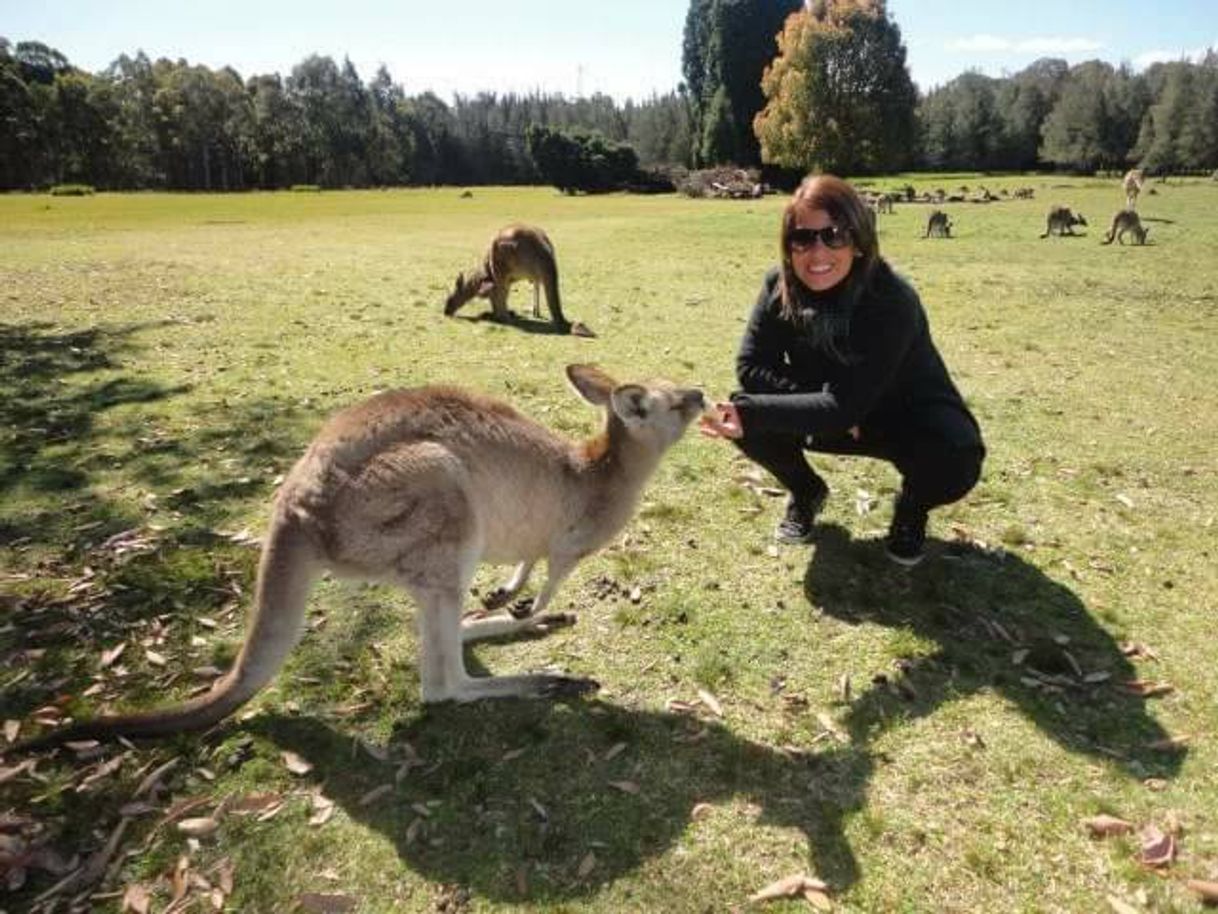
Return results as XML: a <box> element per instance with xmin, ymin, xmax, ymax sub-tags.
<box><xmin>567</xmin><ymin>364</ymin><xmax>617</xmax><ymax>406</ymax></box>
<box><xmin>453</xmin><ymin>273</ymin><xmax>463</xmax><ymax>291</ymax></box>
<box><xmin>609</xmin><ymin>384</ymin><xmax>650</xmax><ymax>422</ymax></box>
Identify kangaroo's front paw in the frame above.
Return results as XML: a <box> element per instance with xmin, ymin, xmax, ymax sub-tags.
<box><xmin>541</xmin><ymin>676</ymin><xmax>600</xmax><ymax>699</ymax></box>
<box><xmin>508</xmin><ymin>597</ymin><xmax>536</xmax><ymax>620</ymax></box>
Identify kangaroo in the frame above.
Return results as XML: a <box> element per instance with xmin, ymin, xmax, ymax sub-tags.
<box><xmin>1123</xmin><ymin>168</ymin><xmax>1145</xmax><ymax>209</ymax></box>
<box><xmin>1040</xmin><ymin>205</ymin><xmax>1087</xmax><ymax>238</ymax></box>
<box><xmin>1101</xmin><ymin>209</ymin><xmax>1149</xmax><ymax>245</ymax></box>
<box><xmin>8</xmin><ymin>365</ymin><xmax>706</xmax><ymax>753</ymax></box>
<box><xmin>444</xmin><ymin>224</ymin><xmax>569</xmax><ymax>331</ymax></box>
<box><xmin>924</xmin><ymin>210</ymin><xmax>952</xmax><ymax>238</ymax></box>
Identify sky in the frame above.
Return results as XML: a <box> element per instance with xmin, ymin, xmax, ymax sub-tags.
<box><xmin>2</xmin><ymin>0</ymin><xmax>1216</xmax><ymax>101</ymax></box>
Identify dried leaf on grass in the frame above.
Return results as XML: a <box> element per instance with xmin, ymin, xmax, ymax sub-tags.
<box><xmin>1147</xmin><ymin>735</ymin><xmax>1190</xmax><ymax>751</ymax></box>
<box><xmin>4</xmin><ymin>719</ymin><xmax>20</xmax><ymax>742</ymax></box>
<box><xmin>1084</xmin><ymin>814</ymin><xmax>1134</xmax><ymax>838</ymax></box>
<box><xmin>281</xmin><ymin>751</ymin><xmax>314</xmax><ymax>775</ymax></box>
<box><xmin>1136</xmin><ymin>826</ymin><xmax>1177</xmax><ymax>868</ymax></box>
<box><xmin>176</xmin><ymin>817</ymin><xmax>220</xmax><ymax>838</ymax></box>
<box><xmin>309</xmin><ymin>794</ymin><xmax>337</xmax><ymax>827</ymax></box>
<box><xmin>608</xmin><ymin>780</ymin><xmax>640</xmax><ymax>795</ymax></box>
<box><xmin>122</xmin><ymin>883</ymin><xmax>153</xmax><ymax>914</ymax></box>
<box><xmin>1119</xmin><ymin>680</ymin><xmax>1174</xmax><ymax>698</ymax></box>
<box><xmin>1106</xmin><ymin>896</ymin><xmax>1141</xmax><ymax>914</ymax></box>
<box><xmin>748</xmin><ymin>873</ymin><xmax>832</xmax><ymax>906</ymax></box>
<box><xmin>577</xmin><ymin>851</ymin><xmax>597</xmax><ymax>878</ymax></box>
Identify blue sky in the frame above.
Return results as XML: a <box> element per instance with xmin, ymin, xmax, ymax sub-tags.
<box><xmin>3</xmin><ymin>0</ymin><xmax>1215</xmax><ymax>100</ymax></box>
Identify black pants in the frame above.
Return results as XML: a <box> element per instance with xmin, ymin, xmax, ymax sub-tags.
<box><xmin>734</xmin><ymin>424</ymin><xmax>984</xmax><ymax>514</ymax></box>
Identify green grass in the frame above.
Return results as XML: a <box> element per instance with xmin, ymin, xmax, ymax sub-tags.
<box><xmin>1</xmin><ymin>178</ymin><xmax>1216</xmax><ymax>912</ymax></box>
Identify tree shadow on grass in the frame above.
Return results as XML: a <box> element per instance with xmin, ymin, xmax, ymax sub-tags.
<box><xmin>253</xmin><ymin>701</ymin><xmax>871</xmax><ymax>904</ymax></box>
<box><xmin>0</xmin><ymin>319</ymin><xmax>322</xmax><ymax>721</ymax></box>
<box><xmin>803</xmin><ymin>523</ymin><xmax>1186</xmax><ymax>781</ymax></box>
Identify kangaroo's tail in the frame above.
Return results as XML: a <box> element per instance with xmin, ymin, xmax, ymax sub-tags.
<box><xmin>5</xmin><ymin>513</ymin><xmax>319</xmax><ymax>755</ymax></box>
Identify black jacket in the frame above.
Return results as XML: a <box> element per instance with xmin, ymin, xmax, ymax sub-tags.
<box><xmin>732</xmin><ymin>263</ymin><xmax>982</xmax><ymax>449</ymax></box>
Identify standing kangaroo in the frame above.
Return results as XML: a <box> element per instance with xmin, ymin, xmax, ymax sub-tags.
<box><xmin>1101</xmin><ymin>209</ymin><xmax>1149</xmax><ymax>245</ymax></box>
<box><xmin>1123</xmin><ymin>168</ymin><xmax>1145</xmax><ymax>209</ymax></box>
<box><xmin>9</xmin><ymin>365</ymin><xmax>706</xmax><ymax>752</ymax></box>
<box><xmin>924</xmin><ymin>210</ymin><xmax>952</xmax><ymax>238</ymax></box>
<box><xmin>1040</xmin><ymin>205</ymin><xmax>1087</xmax><ymax>237</ymax></box>
<box><xmin>444</xmin><ymin>224</ymin><xmax>569</xmax><ymax>330</ymax></box>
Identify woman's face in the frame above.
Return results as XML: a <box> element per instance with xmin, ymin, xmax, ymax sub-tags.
<box><xmin>789</xmin><ymin>204</ymin><xmax>858</xmax><ymax>293</ymax></box>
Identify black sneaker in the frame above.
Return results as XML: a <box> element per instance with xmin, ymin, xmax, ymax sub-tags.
<box><xmin>774</xmin><ymin>479</ymin><xmax>830</xmax><ymax>544</ymax></box>
<box><xmin>886</xmin><ymin>502</ymin><xmax>928</xmax><ymax>566</ymax></box>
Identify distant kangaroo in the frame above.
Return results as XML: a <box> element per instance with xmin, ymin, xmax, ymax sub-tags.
<box><xmin>924</xmin><ymin>210</ymin><xmax>952</xmax><ymax>238</ymax></box>
<box><xmin>1123</xmin><ymin>168</ymin><xmax>1145</xmax><ymax>209</ymax></box>
<box><xmin>1101</xmin><ymin>209</ymin><xmax>1149</xmax><ymax>245</ymax></box>
<box><xmin>8</xmin><ymin>365</ymin><xmax>706</xmax><ymax>753</ymax></box>
<box><xmin>1040</xmin><ymin>205</ymin><xmax>1087</xmax><ymax>238</ymax></box>
<box><xmin>444</xmin><ymin>224</ymin><xmax>570</xmax><ymax>331</ymax></box>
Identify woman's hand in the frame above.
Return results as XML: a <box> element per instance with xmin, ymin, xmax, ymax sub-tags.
<box><xmin>699</xmin><ymin>402</ymin><xmax>743</xmax><ymax>440</ymax></box>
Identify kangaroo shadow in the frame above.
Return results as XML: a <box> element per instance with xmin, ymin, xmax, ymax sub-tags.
<box><xmin>803</xmin><ymin>524</ymin><xmax>1185</xmax><ymax>780</ymax></box>
<box><xmin>252</xmin><ymin>701</ymin><xmax>872</xmax><ymax>901</ymax></box>
<box><xmin>451</xmin><ymin>311</ymin><xmax>574</xmax><ymax>336</ymax></box>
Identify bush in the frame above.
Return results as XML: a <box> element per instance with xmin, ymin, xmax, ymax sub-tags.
<box><xmin>289</xmin><ymin>184</ymin><xmax>322</xmax><ymax>193</ymax></box>
<box><xmin>49</xmin><ymin>184</ymin><xmax>95</xmax><ymax>196</ymax></box>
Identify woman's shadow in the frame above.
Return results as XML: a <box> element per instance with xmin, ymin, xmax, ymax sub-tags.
<box><xmin>803</xmin><ymin>523</ymin><xmax>1187</xmax><ymax>780</ymax></box>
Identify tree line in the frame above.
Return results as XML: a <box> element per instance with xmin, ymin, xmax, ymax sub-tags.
<box><xmin>3</xmin><ymin>2</ymin><xmax>1217</xmax><ymax>192</ymax></box>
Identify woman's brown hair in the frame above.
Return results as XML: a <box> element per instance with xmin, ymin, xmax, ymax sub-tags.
<box><xmin>778</xmin><ymin>174</ymin><xmax>882</xmax><ymax>361</ymax></box>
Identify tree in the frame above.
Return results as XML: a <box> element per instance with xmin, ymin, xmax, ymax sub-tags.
<box><xmin>754</xmin><ymin>0</ymin><xmax>918</xmax><ymax>175</ymax></box>
<box><xmin>682</xmin><ymin>0</ymin><xmax>801</xmax><ymax>166</ymax></box>
<box><xmin>525</xmin><ymin>124</ymin><xmax>640</xmax><ymax>193</ymax></box>
<box><xmin>1040</xmin><ymin>61</ymin><xmax>1129</xmax><ymax>172</ymax></box>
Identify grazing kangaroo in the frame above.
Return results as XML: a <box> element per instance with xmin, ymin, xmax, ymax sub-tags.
<box><xmin>1040</xmin><ymin>205</ymin><xmax>1087</xmax><ymax>237</ymax></box>
<box><xmin>1123</xmin><ymin>168</ymin><xmax>1145</xmax><ymax>209</ymax></box>
<box><xmin>924</xmin><ymin>210</ymin><xmax>952</xmax><ymax>238</ymax></box>
<box><xmin>1101</xmin><ymin>209</ymin><xmax>1149</xmax><ymax>245</ymax></box>
<box><xmin>444</xmin><ymin>224</ymin><xmax>569</xmax><ymax>330</ymax></box>
<box><xmin>8</xmin><ymin>365</ymin><xmax>706</xmax><ymax>753</ymax></box>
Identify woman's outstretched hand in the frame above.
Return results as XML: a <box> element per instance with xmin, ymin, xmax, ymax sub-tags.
<box><xmin>699</xmin><ymin>401</ymin><xmax>743</xmax><ymax>440</ymax></box>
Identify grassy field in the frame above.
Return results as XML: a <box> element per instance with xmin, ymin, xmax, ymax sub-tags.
<box><xmin>1</xmin><ymin>177</ymin><xmax>1216</xmax><ymax>913</ymax></box>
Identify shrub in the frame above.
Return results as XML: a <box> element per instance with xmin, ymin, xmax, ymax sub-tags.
<box><xmin>49</xmin><ymin>184</ymin><xmax>95</xmax><ymax>196</ymax></box>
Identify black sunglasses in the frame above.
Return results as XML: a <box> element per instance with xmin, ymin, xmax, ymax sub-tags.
<box><xmin>789</xmin><ymin>225</ymin><xmax>852</xmax><ymax>250</ymax></box>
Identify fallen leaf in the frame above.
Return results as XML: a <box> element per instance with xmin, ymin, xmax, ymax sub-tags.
<box><xmin>4</xmin><ymin>720</ymin><xmax>19</xmax><ymax>743</ymax></box>
<box><xmin>1120</xmin><ymin>680</ymin><xmax>1174</xmax><ymax>698</ymax></box>
<box><xmin>297</xmin><ymin>893</ymin><xmax>358</xmax><ymax>913</ymax></box>
<box><xmin>608</xmin><ymin>780</ymin><xmax>640</xmax><ymax>795</ymax></box>
<box><xmin>145</xmin><ymin>649</ymin><xmax>168</xmax><ymax>667</ymax></box>
<box><xmin>1084</xmin><ymin>814</ymin><xmax>1134</xmax><ymax>838</ymax></box>
<box><xmin>603</xmin><ymin>742</ymin><xmax>627</xmax><ymax>762</ymax></box>
<box><xmin>177</xmin><ymin>816</ymin><xmax>220</xmax><ymax>838</ymax></box>
<box><xmin>1115</xmin><ymin>493</ymin><xmax>1135</xmax><ymax>508</ymax></box>
<box><xmin>121</xmin><ymin>883</ymin><xmax>153</xmax><ymax>914</ymax></box>
<box><xmin>1106</xmin><ymin>896</ymin><xmax>1140</xmax><ymax>914</ymax></box>
<box><xmin>577</xmin><ymin>851</ymin><xmax>597</xmax><ymax>878</ymax></box>
<box><xmin>281</xmin><ymin>751</ymin><xmax>313</xmax><ymax>776</ymax></box>
<box><xmin>230</xmin><ymin>792</ymin><xmax>283</xmax><ymax>814</ymax></box>
<box><xmin>309</xmin><ymin>794</ymin><xmax>336</xmax><ymax>827</ymax></box>
<box><xmin>961</xmin><ymin>728</ymin><xmax>986</xmax><ymax>749</ymax></box>
<box><xmin>696</xmin><ymin>688</ymin><xmax>724</xmax><ymax>717</ymax></box>
<box><xmin>501</xmin><ymin>747</ymin><xmax>527</xmax><ymax>762</ymax></box>
<box><xmin>805</xmin><ymin>886</ymin><xmax>833</xmax><ymax>911</ymax></box>
<box><xmin>691</xmin><ymin>802</ymin><xmax>714</xmax><ymax>820</ymax></box>
<box><xmin>1147</xmin><ymin>735</ymin><xmax>1189</xmax><ymax>751</ymax></box>
<box><xmin>359</xmin><ymin>784</ymin><xmax>392</xmax><ymax>807</ymax></box>
<box><xmin>748</xmin><ymin>873</ymin><xmax>831</xmax><ymax>904</ymax></box>
<box><xmin>1186</xmin><ymin>880</ymin><xmax>1218</xmax><ymax>904</ymax></box>
<box><xmin>1137</xmin><ymin>826</ymin><xmax>1177</xmax><ymax>868</ymax></box>
<box><xmin>101</xmin><ymin>643</ymin><xmax>127</xmax><ymax>668</ymax></box>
